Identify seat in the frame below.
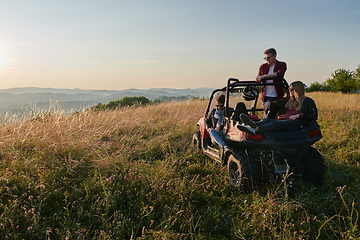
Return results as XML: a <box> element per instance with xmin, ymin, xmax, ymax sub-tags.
<box><xmin>231</xmin><ymin>102</ymin><xmax>248</xmax><ymax>122</ymax></box>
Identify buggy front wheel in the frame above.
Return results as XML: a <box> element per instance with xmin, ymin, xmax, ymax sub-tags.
<box><xmin>192</xmin><ymin>131</ymin><xmax>202</xmax><ymax>153</ymax></box>
<box><xmin>227</xmin><ymin>150</ymin><xmax>261</xmax><ymax>192</ymax></box>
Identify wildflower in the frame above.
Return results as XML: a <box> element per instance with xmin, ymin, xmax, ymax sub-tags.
<box><xmin>107</xmin><ymin>176</ymin><xmax>114</xmax><ymax>181</ymax></box>
<box><xmin>28</xmin><ymin>195</ymin><xmax>33</xmax><ymax>200</ymax></box>
<box><xmin>336</xmin><ymin>185</ymin><xmax>346</xmax><ymax>193</ymax></box>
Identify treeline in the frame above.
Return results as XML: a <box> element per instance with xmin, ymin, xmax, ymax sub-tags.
<box><xmin>91</xmin><ymin>96</ymin><xmax>151</xmax><ymax>111</ymax></box>
<box><xmin>90</xmin><ymin>95</ymin><xmax>200</xmax><ymax>111</ymax></box>
<box><xmin>306</xmin><ymin>65</ymin><xmax>360</xmax><ymax>93</ymax></box>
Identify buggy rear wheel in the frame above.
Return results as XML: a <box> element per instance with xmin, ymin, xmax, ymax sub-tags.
<box><xmin>227</xmin><ymin>150</ymin><xmax>261</xmax><ymax>192</ymax></box>
<box><xmin>303</xmin><ymin>147</ymin><xmax>325</xmax><ymax>185</ymax></box>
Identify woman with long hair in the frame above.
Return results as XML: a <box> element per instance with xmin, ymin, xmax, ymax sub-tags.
<box><xmin>237</xmin><ymin>81</ymin><xmax>318</xmax><ymax>135</ymax></box>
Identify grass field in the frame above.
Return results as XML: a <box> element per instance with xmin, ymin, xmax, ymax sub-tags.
<box><xmin>0</xmin><ymin>92</ymin><xmax>359</xmax><ymax>239</ymax></box>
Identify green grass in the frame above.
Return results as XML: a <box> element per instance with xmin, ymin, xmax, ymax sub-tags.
<box><xmin>0</xmin><ymin>94</ymin><xmax>359</xmax><ymax>239</ymax></box>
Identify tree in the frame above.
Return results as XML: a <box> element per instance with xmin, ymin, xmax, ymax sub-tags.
<box><xmin>91</xmin><ymin>96</ymin><xmax>151</xmax><ymax>111</ymax></box>
<box><xmin>355</xmin><ymin>65</ymin><xmax>360</xmax><ymax>81</ymax></box>
<box><xmin>119</xmin><ymin>96</ymin><xmax>150</xmax><ymax>107</ymax></box>
<box><xmin>325</xmin><ymin>68</ymin><xmax>360</xmax><ymax>93</ymax></box>
<box><xmin>306</xmin><ymin>82</ymin><xmax>324</xmax><ymax>92</ymax></box>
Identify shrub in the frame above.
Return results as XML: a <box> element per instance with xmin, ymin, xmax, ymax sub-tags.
<box><xmin>91</xmin><ymin>96</ymin><xmax>151</xmax><ymax>111</ymax></box>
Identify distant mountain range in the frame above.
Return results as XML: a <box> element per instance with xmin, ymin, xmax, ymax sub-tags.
<box><xmin>0</xmin><ymin>87</ymin><xmax>213</xmax><ymax>115</ymax></box>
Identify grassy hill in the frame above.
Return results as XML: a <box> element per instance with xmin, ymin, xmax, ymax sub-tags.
<box><xmin>0</xmin><ymin>92</ymin><xmax>359</xmax><ymax>239</ymax></box>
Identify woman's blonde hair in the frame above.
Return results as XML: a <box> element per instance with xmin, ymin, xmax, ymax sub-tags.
<box><xmin>285</xmin><ymin>81</ymin><xmax>306</xmax><ymax>111</ymax></box>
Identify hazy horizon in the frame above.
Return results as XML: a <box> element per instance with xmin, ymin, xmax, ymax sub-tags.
<box><xmin>0</xmin><ymin>85</ymin><xmax>214</xmax><ymax>91</ymax></box>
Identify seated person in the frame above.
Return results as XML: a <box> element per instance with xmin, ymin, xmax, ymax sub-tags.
<box><xmin>206</xmin><ymin>94</ymin><xmax>233</xmax><ymax>156</ymax></box>
<box><xmin>237</xmin><ymin>81</ymin><xmax>318</xmax><ymax>135</ymax></box>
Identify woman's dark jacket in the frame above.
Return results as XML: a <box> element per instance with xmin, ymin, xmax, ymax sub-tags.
<box><xmin>268</xmin><ymin>96</ymin><xmax>318</xmax><ymax>127</ymax></box>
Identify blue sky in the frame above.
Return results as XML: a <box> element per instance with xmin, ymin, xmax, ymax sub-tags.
<box><xmin>0</xmin><ymin>0</ymin><xmax>359</xmax><ymax>90</ymax></box>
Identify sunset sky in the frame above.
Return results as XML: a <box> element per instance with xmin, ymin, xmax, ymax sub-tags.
<box><xmin>0</xmin><ymin>0</ymin><xmax>359</xmax><ymax>90</ymax></box>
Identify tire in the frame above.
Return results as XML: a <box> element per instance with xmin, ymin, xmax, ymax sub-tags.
<box><xmin>227</xmin><ymin>150</ymin><xmax>261</xmax><ymax>192</ymax></box>
<box><xmin>192</xmin><ymin>131</ymin><xmax>202</xmax><ymax>153</ymax></box>
<box><xmin>303</xmin><ymin>147</ymin><xmax>325</xmax><ymax>185</ymax></box>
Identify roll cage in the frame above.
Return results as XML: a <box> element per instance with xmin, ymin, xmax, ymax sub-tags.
<box><xmin>205</xmin><ymin>77</ymin><xmax>290</xmax><ymax>119</ymax></box>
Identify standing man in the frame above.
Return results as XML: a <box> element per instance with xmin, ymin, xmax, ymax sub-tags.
<box><xmin>256</xmin><ymin>48</ymin><xmax>287</xmax><ymax>113</ymax></box>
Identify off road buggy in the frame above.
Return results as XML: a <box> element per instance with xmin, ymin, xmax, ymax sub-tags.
<box><xmin>192</xmin><ymin>78</ymin><xmax>325</xmax><ymax>191</ymax></box>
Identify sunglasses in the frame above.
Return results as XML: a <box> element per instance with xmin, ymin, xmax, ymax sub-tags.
<box><xmin>263</xmin><ymin>55</ymin><xmax>273</xmax><ymax>60</ymax></box>
<box><xmin>289</xmin><ymin>88</ymin><xmax>294</xmax><ymax>92</ymax></box>
<box><xmin>216</xmin><ymin>105</ymin><xmax>224</xmax><ymax>107</ymax></box>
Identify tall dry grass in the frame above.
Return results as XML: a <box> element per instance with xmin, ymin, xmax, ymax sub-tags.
<box><xmin>0</xmin><ymin>93</ymin><xmax>359</xmax><ymax>239</ymax></box>
<box><xmin>308</xmin><ymin>92</ymin><xmax>360</xmax><ymax>165</ymax></box>
<box><xmin>0</xmin><ymin>100</ymin><xmax>205</xmax><ymax>142</ymax></box>
<box><xmin>0</xmin><ymin>100</ymin><xmax>206</xmax><ymax>162</ymax></box>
